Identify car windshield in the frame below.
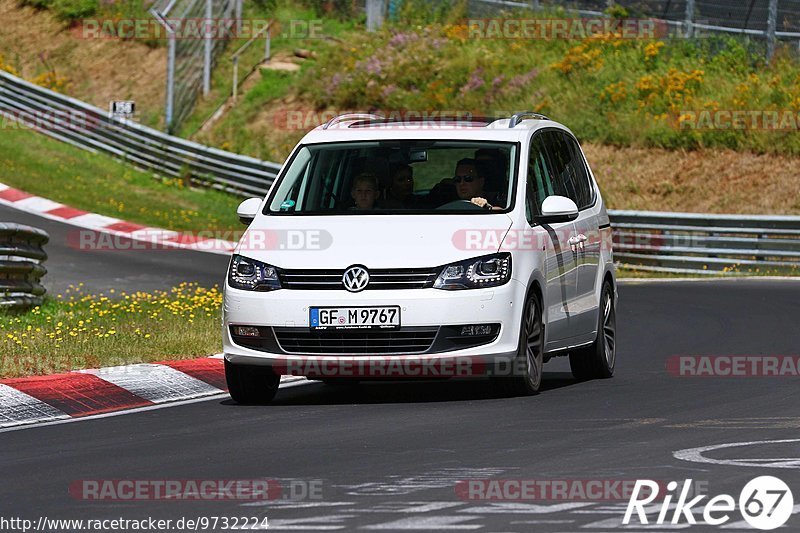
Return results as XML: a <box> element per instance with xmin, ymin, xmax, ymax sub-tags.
<box><xmin>266</xmin><ymin>141</ymin><xmax>517</xmax><ymax>215</ymax></box>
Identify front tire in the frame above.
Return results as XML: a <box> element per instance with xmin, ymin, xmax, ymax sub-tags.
<box><xmin>225</xmin><ymin>359</ymin><xmax>280</xmax><ymax>404</ymax></box>
<box><xmin>570</xmin><ymin>282</ymin><xmax>616</xmax><ymax>380</ymax></box>
<box><xmin>492</xmin><ymin>292</ymin><xmax>543</xmax><ymax>396</ymax></box>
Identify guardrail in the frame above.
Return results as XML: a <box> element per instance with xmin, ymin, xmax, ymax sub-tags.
<box><xmin>0</xmin><ymin>223</ymin><xmax>49</xmax><ymax>311</ymax></box>
<box><xmin>609</xmin><ymin>210</ymin><xmax>800</xmax><ymax>274</ymax></box>
<box><xmin>0</xmin><ymin>70</ymin><xmax>281</xmax><ymax>198</ymax></box>
<box><xmin>2</xmin><ymin>71</ymin><xmax>798</xmax><ymax>276</ymax></box>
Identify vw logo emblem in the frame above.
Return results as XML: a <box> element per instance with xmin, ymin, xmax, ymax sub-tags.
<box><xmin>342</xmin><ymin>266</ymin><xmax>369</xmax><ymax>292</ymax></box>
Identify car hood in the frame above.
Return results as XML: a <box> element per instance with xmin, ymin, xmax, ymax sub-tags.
<box><xmin>235</xmin><ymin>214</ymin><xmax>514</xmax><ymax>269</ymax></box>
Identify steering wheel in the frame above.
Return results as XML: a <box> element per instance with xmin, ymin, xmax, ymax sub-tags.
<box><xmin>436</xmin><ymin>200</ymin><xmax>484</xmax><ymax>211</ymax></box>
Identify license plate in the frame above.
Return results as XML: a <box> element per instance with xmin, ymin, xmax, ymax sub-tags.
<box><xmin>310</xmin><ymin>306</ymin><xmax>401</xmax><ymax>330</ymax></box>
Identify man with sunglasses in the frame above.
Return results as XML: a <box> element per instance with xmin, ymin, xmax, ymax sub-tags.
<box><xmin>453</xmin><ymin>158</ymin><xmax>503</xmax><ymax>210</ymax></box>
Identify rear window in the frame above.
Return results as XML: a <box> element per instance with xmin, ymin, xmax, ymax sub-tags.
<box><xmin>266</xmin><ymin>141</ymin><xmax>518</xmax><ymax>214</ymax></box>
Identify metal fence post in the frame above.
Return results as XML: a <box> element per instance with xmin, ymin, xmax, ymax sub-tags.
<box><xmin>203</xmin><ymin>0</ymin><xmax>213</xmax><ymax>97</ymax></box>
<box><xmin>767</xmin><ymin>0</ymin><xmax>779</xmax><ymax>61</ymax></box>
<box><xmin>366</xmin><ymin>0</ymin><xmax>385</xmax><ymax>32</ymax></box>
<box><xmin>265</xmin><ymin>24</ymin><xmax>271</xmax><ymax>61</ymax></box>
<box><xmin>232</xmin><ymin>57</ymin><xmax>239</xmax><ymax>103</ymax></box>
<box><xmin>235</xmin><ymin>0</ymin><xmax>242</xmax><ymax>36</ymax></box>
<box><xmin>684</xmin><ymin>0</ymin><xmax>695</xmax><ymax>38</ymax></box>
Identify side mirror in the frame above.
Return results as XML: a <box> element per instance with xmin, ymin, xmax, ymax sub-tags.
<box><xmin>537</xmin><ymin>195</ymin><xmax>579</xmax><ymax>224</ymax></box>
<box><xmin>237</xmin><ymin>198</ymin><xmax>262</xmax><ymax>225</ymax></box>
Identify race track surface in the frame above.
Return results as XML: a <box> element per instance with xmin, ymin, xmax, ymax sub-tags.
<box><xmin>0</xmin><ymin>203</ymin><xmax>229</xmax><ymax>295</ymax></box>
<box><xmin>2</xmin><ymin>280</ymin><xmax>798</xmax><ymax>531</ymax></box>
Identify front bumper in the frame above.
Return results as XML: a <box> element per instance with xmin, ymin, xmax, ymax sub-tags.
<box><xmin>223</xmin><ymin>280</ymin><xmax>526</xmax><ymax>374</ymax></box>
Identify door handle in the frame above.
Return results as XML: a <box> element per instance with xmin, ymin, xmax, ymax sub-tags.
<box><xmin>568</xmin><ymin>235</ymin><xmax>586</xmax><ymax>252</ymax></box>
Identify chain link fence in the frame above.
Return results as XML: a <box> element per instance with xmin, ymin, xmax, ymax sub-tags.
<box><xmin>150</xmin><ymin>0</ymin><xmax>241</xmax><ymax>133</ymax></box>
<box><xmin>467</xmin><ymin>0</ymin><xmax>800</xmax><ymax>57</ymax></box>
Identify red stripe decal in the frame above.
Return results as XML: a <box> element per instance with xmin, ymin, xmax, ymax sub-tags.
<box><xmin>159</xmin><ymin>358</ymin><xmax>227</xmax><ymax>391</ymax></box>
<box><xmin>106</xmin><ymin>221</ymin><xmax>147</xmax><ymax>233</ymax></box>
<box><xmin>0</xmin><ymin>188</ymin><xmax>34</xmax><ymax>202</ymax></box>
<box><xmin>46</xmin><ymin>206</ymin><xmax>89</xmax><ymax>219</ymax></box>
<box><xmin>3</xmin><ymin>373</ymin><xmax>153</xmax><ymax>417</ymax></box>
<box><xmin>166</xmin><ymin>233</ymin><xmax>210</xmax><ymax>245</ymax></box>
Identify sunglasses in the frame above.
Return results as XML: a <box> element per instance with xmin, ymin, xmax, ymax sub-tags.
<box><xmin>453</xmin><ymin>175</ymin><xmax>476</xmax><ymax>183</ymax></box>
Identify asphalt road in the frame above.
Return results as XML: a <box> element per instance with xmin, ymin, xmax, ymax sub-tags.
<box><xmin>0</xmin><ymin>203</ymin><xmax>230</xmax><ymax>295</ymax></box>
<box><xmin>2</xmin><ymin>280</ymin><xmax>799</xmax><ymax>532</ymax></box>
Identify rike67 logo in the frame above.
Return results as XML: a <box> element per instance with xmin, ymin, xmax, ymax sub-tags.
<box><xmin>624</xmin><ymin>476</ymin><xmax>794</xmax><ymax>530</ymax></box>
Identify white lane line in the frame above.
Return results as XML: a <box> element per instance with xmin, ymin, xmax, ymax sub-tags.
<box><xmin>361</xmin><ymin>516</ymin><xmax>482</xmax><ymax>530</ymax></box>
<box><xmin>12</xmin><ymin>196</ymin><xmax>63</xmax><ymax>213</ymax></box>
<box><xmin>674</xmin><ymin>439</ymin><xmax>800</xmax><ymax>469</ymax></box>
<box><xmin>580</xmin><ymin>516</ymin><xmax>690</xmax><ymax>528</ymax></box>
<box><xmin>265</xmin><ymin>515</ymin><xmax>356</xmax><ymax>530</ymax></box>
<box><xmin>0</xmin><ymin>378</ymin><xmax>316</xmax><ymax>433</ymax></box>
<box><xmin>0</xmin><ymin>384</ymin><xmax>70</xmax><ymax>428</ymax></box>
<box><xmin>460</xmin><ymin>502</ymin><xmax>592</xmax><ymax>514</ymax></box>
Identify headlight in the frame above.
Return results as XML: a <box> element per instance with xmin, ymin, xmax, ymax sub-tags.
<box><xmin>228</xmin><ymin>255</ymin><xmax>281</xmax><ymax>291</ymax></box>
<box><xmin>433</xmin><ymin>253</ymin><xmax>512</xmax><ymax>290</ymax></box>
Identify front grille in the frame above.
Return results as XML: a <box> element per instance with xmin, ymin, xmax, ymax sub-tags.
<box><xmin>279</xmin><ymin>268</ymin><xmax>439</xmax><ymax>290</ymax></box>
<box><xmin>272</xmin><ymin>326</ymin><xmax>440</xmax><ymax>354</ymax></box>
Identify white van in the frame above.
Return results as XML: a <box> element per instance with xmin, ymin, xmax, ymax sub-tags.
<box><xmin>223</xmin><ymin>113</ymin><xmax>617</xmax><ymax>403</ymax></box>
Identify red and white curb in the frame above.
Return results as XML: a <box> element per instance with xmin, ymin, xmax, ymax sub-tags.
<box><xmin>0</xmin><ymin>357</ymin><xmax>306</xmax><ymax>429</ymax></box>
<box><xmin>0</xmin><ymin>182</ymin><xmax>236</xmax><ymax>255</ymax></box>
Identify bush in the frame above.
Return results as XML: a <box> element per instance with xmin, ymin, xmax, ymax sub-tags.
<box><xmin>297</xmin><ymin>20</ymin><xmax>800</xmax><ymax>155</ymax></box>
<box><xmin>18</xmin><ymin>0</ymin><xmax>53</xmax><ymax>9</ymax></box>
<box><xmin>51</xmin><ymin>0</ymin><xmax>98</xmax><ymax>22</ymax></box>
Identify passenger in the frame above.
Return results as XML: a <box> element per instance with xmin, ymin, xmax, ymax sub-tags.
<box><xmin>350</xmin><ymin>173</ymin><xmax>381</xmax><ymax>210</ymax></box>
<box><xmin>474</xmin><ymin>148</ymin><xmax>507</xmax><ymax>195</ymax></box>
<box><xmin>380</xmin><ymin>163</ymin><xmax>415</xmax><ymax>209</ymax></box>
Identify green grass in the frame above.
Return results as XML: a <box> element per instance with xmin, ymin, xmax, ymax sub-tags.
<box><xmin>178</xmin><ymin>2</ymin><xmax>357</xmax><ymax>141</ymax></box>
<box><xmin>0</xmin><ymin>126</ymin><xmax>243</xmax><ymax>232</ymax></box>
<box><xmin>288</xmin><ymin>6</ymin><xmax>800</xmax><ymax>156</ymax></box>
<box><xmin>0</xmin><ymin>283</ymin><xmax>222</xmax><ymax>378</ymax></box>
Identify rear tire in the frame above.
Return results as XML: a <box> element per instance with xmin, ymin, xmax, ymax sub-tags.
<box><xmin>570</xmin><ymin>282</ymin><xmax>616</xmax><ymax>380</ymax></box>
<box><xmin>225</xmin><ymin>359</ymin><xmax>280</xmax><ymax>404</ymax></box>
<box><xmin>491</xmin><ymin>292</ymin><xmax>543</xmax><ymax>396</ymax></box>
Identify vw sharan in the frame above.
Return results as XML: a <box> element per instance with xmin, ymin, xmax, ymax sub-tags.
<box><xmin>223</xmin><ymin>113</ymin><xmax>617</xmax><ymax>403</ymax></box>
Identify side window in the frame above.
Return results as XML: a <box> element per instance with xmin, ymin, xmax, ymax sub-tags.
<box><xmin>541</xmin><ymin>131</ymin><xmax>575</xmax><ymax>202</ymax></box>
<box><xmin>526</xmin><ymin>135</ymin><xmax>555</xmax><ymax>222</ymax></box>
<box><xmin>562</xmin><ymin>133</ymin><xmax>594</xmax><ymax>209</ymax></box>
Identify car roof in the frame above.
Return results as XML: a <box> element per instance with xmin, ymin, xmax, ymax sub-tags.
<box><xmin>297</xmin><ymin>115</ymin><xmax>575</xmax><ymax>145</ymax></box>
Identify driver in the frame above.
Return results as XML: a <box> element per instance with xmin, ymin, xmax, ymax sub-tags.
<box><xmin>453</xmin><ymin>158</ymin><xmax>503</xmax><ymax>210</ymax></box>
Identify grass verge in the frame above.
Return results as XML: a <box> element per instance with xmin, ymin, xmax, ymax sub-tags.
<box><xmin>0</xmin><ymin>283</ymin><xmax>222</xmax><ymax>378</ymax></box>
<box><xmin>0</xmin><ymin>126</ymin><xmax>243</xmax><ymax>232</ymax></box>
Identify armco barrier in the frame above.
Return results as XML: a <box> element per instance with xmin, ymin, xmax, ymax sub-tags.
<box><xmin>609</xmin><ymin>210</ymin><xmax>800</xmax><ymax>274</ymax></box>
<box><xmin>2</xmin><ymin>70</ymin><xmax>798</xmax><ymax>275</ymax></box>
<box><xmin>0</xmin><ymin>70</ymin><xmax>281</xmax><ymax>198</ymax></box>
<box><xmin>0</xmin><ymin>223</ymin><xmax>49</xmax><ymax>310</ymax></box>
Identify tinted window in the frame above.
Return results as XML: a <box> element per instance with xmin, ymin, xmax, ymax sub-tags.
<box><xmin>266</xmin><ymin>141</ymin><xmax>517</xmax><ymax>214</ymax></box>
<box><xmin>562</xmin><ymin>133</ymin><xmax>594</xmax><ymax>208</ymax></box>
<box><xmin>526</xmin><ymin>135</ymin><xmax>556</xmax><ymax>221</ymax></box>
<box><xmin>542</xmin><ymin>131</ymin><xmax>593</xmax><ymax>209</ymax></box>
